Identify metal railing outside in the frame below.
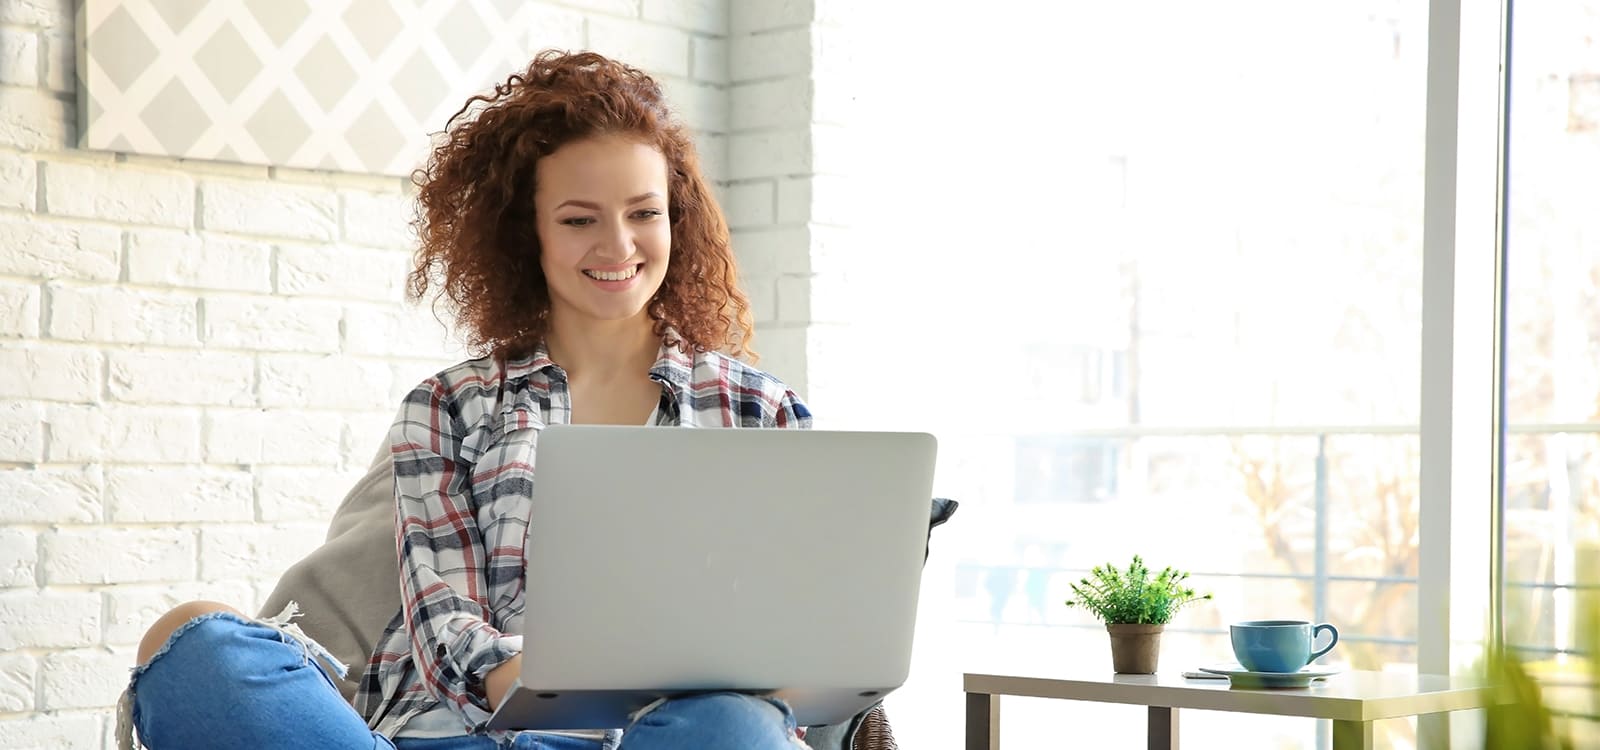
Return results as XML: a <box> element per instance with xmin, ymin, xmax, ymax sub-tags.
<box><xmin>958</xmin><ymin>422</ymin><xmax>1600</xmax><ymax>659</ymax></box>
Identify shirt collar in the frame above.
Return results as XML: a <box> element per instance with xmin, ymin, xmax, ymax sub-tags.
<box><xmin>501</xmin><ymin>341</ymin><xmax>561</xmax><ymax>382</ymax></box>
<box><xmin>501</xmin><ymin>333</ymin><xmax>696</xmax><ymax>392</ymax></box>
<box><xmin>647</xmin><ymin>337</ymin><xmax>695</xmax><ymax>394</ymax></box>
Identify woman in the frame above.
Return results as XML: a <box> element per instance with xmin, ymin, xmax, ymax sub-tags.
<box><xmin>126</xmin><ymin>50</ymin><xmax>813</xmax><ymax>750</ymax></box>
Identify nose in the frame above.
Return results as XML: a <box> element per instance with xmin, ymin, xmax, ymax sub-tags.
<box><xmin>594</xmin><ymin>219</ymin><xmax>633</xmax><ymax>261</ymax></box>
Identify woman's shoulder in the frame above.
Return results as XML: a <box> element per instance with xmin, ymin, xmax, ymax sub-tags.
<box><xmin>415</xmin><ymin>353</ymin><xmax>523</xmax><ymax>389</ymax></box>
<box><xmin>391</xmin><ymin>354</ymin><xmax>529</xmax><ymax>444</ymax></box>
<box><xmin>689</xmin><ymin>350</ymin><xmax>812</xmax><ymax>424</ymax></box>
<box><xmin>692</xmin><ymin>350</ymin><xmax>791</xmax><ymax>395</ymax></box>
<box><xmin>397</xmin><ymin>354</ymin><xmax>518</xmax><ymax>411</ymax></box>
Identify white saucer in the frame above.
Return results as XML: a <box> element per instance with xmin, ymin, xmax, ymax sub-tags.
<box><xmin>1197</xmin><ymin>663</ymin><xmax>1342</xmax><ymax>689</ymax></box>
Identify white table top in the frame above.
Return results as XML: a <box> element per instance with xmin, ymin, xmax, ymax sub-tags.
<box><xmin>963</xmin><ymin>669</ymin><xmax>1494</xmax><ymax>722</ymax></box>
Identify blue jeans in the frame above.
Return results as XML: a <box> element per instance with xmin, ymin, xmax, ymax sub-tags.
<box><xmin>125</xmin><ymin>613</ymin><xmax>807</xmax><ymax>750</ymax></box>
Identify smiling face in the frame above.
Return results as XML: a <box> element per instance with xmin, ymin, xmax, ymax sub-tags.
<box><xmin>533</xmin><ymin>134</ymin><xmax>672</xmax><ymax>331</ymax></box>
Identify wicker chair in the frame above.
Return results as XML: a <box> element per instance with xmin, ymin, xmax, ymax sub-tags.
<box><xmin>851</xmin><ymin>705</ymin><xmax>898</xmax><ymax>750</ymax></box>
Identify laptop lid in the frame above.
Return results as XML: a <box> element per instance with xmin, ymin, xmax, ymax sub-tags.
<box><xmin>486</xmin><ymin>425</ymin><xmax>937</xmax><ymax>731</ymax></box>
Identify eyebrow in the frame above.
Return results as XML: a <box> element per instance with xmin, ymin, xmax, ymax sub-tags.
<box><xmin>555</xmin><ymin>192</ymin><xmax>663</xmax><ymax>210</ymax></box>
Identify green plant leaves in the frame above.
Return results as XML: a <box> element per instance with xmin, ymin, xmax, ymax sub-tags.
<box><xmin>1063</xmin><ymin>554</ymin><xmax>1212</xmax><ymax>625</ymax></box>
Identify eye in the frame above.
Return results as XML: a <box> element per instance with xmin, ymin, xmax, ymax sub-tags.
<box><xmin>560</xmin><ymin>217</ymin><xmax>595</xmax><ymax>227</ymax></box>
<box><xmin>632</xmin><ymin>208</ymin><xmax>665</xmax><ymax>220</ymax></box>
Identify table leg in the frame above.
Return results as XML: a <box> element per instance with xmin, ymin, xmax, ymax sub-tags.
<box><xmin>965</xmin><ymin>692</ymin><xmax>1000</xmax><ymax>750</ymax></box>
<box><xmin>1147</xmin><ymin>706</ymin><xmax>1178</xmax><ymax>750</ymax></box>
<box><xmin>1331</xmin><ymin>719</ymin><xmax>1374</xmax><ymax>750</ymax></box>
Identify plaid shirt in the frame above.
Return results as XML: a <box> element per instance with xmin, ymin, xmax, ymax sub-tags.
<box><xmin>354</xmin><ymin>340</ymin><xmax>812</xmax><ymax>738</ymax></box>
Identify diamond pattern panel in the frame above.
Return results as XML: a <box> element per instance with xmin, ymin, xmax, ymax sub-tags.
<box><xmin>90</xmin><ymin>6</ymin><xmax>158</xmax><ymax>92</ymax></box>
<box><xmin>254</xmin><ymin>0</ymin><xmax>310</xmax><ymax>47</ymax></box>
<box><xmin>145</xmin><ymin>79</ymin><xmax>210</xmax><ymax>155</ymax></box>
<box><xmin>296</xmin><ymin>35</ymin><xmax>359</xmax><ymax>114</ymax></box>
<box><xmin>79</xmin><ymin>0</ymin><xmax>540</xmax><ymax>176</ymax></box>
<box><xmin>342</xmin><ymin>0</ymin><xmax>401</xmax><ymax>60</ymax></box>
<box><xmin>195</xmin><ymin>21</ymin><xmax>261</xmax><ymax>102</ymax></box>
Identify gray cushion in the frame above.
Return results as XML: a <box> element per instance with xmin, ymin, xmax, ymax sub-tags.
<box><xmin>257</xmin><ymin>441</ymin><xmax>399</xmax><ymax>701</ymax></box>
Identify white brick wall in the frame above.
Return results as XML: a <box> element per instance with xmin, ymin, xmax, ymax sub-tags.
<box><xmin>125</xmin><ymin>230</ymin><xmax>274</xmax><ymax>293</ymax></box>
<box><xmin>0</xmin><ymin>466</ymin><xmax>101</xmax><ymax>523</ymax></box>
<box><xmin>39</xmin><ymin>648</ymin><xmax>135</xmax><ymax>710</ymax></box>
<box><xmin>43</xmin><ymin>405</ymin><xmax>203</xmax><ymax>464</ymax></box>
<box><xmin>0</xmin><ymin>1</ymin><xmax>853</xmax><ymax>745</ymax></box>
<box><xmin>0</xmin><ymin>26</ymin><xmax>40</xmax><ymax>87</ymax></box>
<box><xmin>105</xmin><ymin>467</ymin><xmax>255</xmax><ymax>523</ymax></box>
<box><xmin>0</xmin><ymin>591</ymin><xmax>101</xmax><ymax>650</ymax></box>
<box><xmin>42</xmin><ymin>161</ymin><xmax>195</xmax><ymax>228</ymax></box>
<box><xmin>99</xmin><ymin>581</ymin><xmax>256</xmax><ymax>647</ymax></box>
<box><xmin>589</xmin><ymin>16</ymin><xmax>692</xmax><ymax>77</ymax></box>
<box><xmin>0</xmin><ymin>151</ymin><xmax>36</xmax><ymax>208</ymax></box>
<box><xmin>42</xmin><ymin>528</ymin><xmax>198</xmax><ymax>585</ymax></box>
<box><xmin>0</xmin><ymin>219</ymin><xmax>121</xmax><ymax>281</ymax></box>
<box><xmin>47</xmin><ymin>286</ymin><xmax>199</xmax><ymax>346</ymax></box>
<box><xmin>199</xmin><ymin>180</ymin><xmax>339</xmax><ymax>241</ymax></box>
<box><xmin>0</xmin><ymin>714</ymin><xmax>101</xmax><ymax>750</ymax></box>
<box><xmin>257</xmin><ymin>466</ymin><xmax>362</xmax><ymax>522</ymax></box>
<box><xmin>0</xmin><ymin>344</ymin><xmax>101</xmax><ymax>401</ymax></box>
<box><xmin>0</xmin><ymin>280</ymin><xmax>42</xmax><ymax>336</ymax></box>
<box><xmin>0</xmin><ymin>527</ymin><xmax>38</xmax><ymax>587</ymax></box>
<box><xmin>107</xmin><ymin>350</ymin><xmax>257</xmax><ymax>406</ymax></box>
<box><xmin>0</xmin><ymin>651</ymin><xmax>38</xmax><ymax>711</ymax></box>
<box><xmin>201</xmin><ymin>295</ymin><xmax>343</xmax><ymax>352</ymax></box>
<box><xmin>726</xmin><ymin>1</ymin><xmax>856</xmax><ymax>407</ymax></box>
<box><xmin>275</xmin><ymin>244</ymin><xmax>408</xmax><ymax>301</ymax></box>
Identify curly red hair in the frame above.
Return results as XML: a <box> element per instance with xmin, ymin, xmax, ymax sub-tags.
<box><xmin>408</xmin><ymin>50</ymin><xmax>755</xmax><ymax>360</ymax></box>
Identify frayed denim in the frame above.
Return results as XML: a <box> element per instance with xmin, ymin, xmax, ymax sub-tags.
<box><xmin>121</xmin><ymin>611</ymin><xmax>807</xmax><ymax>750</ymax></box>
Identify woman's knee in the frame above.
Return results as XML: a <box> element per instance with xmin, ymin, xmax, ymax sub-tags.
<box><xmin>623</xmin><ymin>693</ymin><xmax>803</xmax><ymax>749</ymax></box>
<box><xmin>136</xmin><ymin>600</ymin><xmax>243</xmax><ymax>665</ymax></box>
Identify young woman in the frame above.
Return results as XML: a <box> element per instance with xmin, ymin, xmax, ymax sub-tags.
<box><xmin>126</xmin><ymin>50</ymin><xmax>813</xmax><ymax>750</ymax></box>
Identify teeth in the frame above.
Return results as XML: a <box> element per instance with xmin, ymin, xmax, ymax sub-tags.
<box><xmin>585</xmin><ymin>266</ymin><xmax>638</xmax><ymax>281</ymax></box>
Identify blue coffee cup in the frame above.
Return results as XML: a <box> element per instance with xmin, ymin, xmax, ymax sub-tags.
<box><xmin>1230</xmin><ymin>620</ymin><xmax>1339</xmax><ymax>673</ymax></box>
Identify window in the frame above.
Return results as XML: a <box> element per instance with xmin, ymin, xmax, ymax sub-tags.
<box><xmin>844</xmin><ymin>2</ymin><xmax>1432</xmax><ymax>746</ymax></box>
<box><xmin>1502</xmin><ymin>1</ymin><xmax>1600</xmax><ymax>743</ymax></box>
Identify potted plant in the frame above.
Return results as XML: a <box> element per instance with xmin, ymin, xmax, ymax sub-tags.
<box><xmin>1065</xmin><ymin>555</ymin><xmax>1211</xmax><ymax>674</ymax></box>
<box><xmin>1479</xmin><ymin>544</ymin><xmax>1599</xmax><ymax>748</ymax></box>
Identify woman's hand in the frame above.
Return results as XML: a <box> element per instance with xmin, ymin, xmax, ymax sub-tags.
<box><xmin>485</xmin><ymin>653</ymin><xmax>523</xmax><ymax>710</ymax></box>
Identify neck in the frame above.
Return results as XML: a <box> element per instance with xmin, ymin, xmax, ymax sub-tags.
<box><xmin>544</xmin><ymin>312</ymin><xmax>660</xmax><ymax>380</ymax></box>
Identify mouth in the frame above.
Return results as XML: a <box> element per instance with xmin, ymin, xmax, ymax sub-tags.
<box><xmin>582</xmin><ymin>264</ymin><xmax>641</xmax><ymax>282</ymax></box>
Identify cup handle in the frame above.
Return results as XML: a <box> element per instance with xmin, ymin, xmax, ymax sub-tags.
<box><xmin>1311</xmin><ymin>623</ymin><xmax>1339</xmax><ymax>661</ymax></box>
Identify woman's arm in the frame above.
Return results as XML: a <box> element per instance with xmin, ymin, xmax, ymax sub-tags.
<box><xmin>391</xmin><ymin>378</ymin><xmax>521</xmax><ymax>724</ymax></box>
<box><xmin>484</xmin><ymin>652</ymin><xmax>522</xmax><ymax>710</ymax></box>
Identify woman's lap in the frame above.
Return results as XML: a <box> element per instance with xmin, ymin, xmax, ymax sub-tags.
<box><xmin>128</xmin><ymin>614</ymin><xmax>805</xmax><ymax>750</ymax></box>
<box><xmin>619</xmin><ymin>693</ymin><xmax>808</xmax><ymax>750</ymax></box>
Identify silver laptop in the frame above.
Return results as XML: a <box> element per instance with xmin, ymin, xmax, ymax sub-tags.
<box><xmin>485</xmin><ymin>424</ymin><xmax>938</xmax><ymax>731</ymax></box>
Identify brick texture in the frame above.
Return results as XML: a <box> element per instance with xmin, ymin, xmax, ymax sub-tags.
<box><xmin>0</xmin><ymin>3</ymin><xmax>852</xmax><ymax>746</ymax></box>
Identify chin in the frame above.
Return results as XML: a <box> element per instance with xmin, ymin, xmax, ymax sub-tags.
<box><xmin>586</xmin><ymin>303</ymin><xmax>653</xmax><ymax>322</ymax></box>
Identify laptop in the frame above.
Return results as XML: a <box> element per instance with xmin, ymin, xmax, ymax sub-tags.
<box><xmin>484</xmin><ymin>424</ymin><xmax>938</xmax><ymax>731</ymax></box>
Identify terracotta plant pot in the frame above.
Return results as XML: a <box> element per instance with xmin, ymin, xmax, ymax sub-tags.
<box><xmin>1106</xmin><ymin>623</ymin><xmax>1164</xmax><ymax>674</ymax></box>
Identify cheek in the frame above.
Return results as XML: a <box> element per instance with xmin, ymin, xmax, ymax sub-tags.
<box><xmin>532</xmin><ymin>226</ymin><xmax>553</xmax><ymax>269</ymax></box>
<box><xmin>647</xmin><ymin>224</ymin><xmax>672</xmax><ymax>259</ymax></box>
<box><xmin>537</xmin><ymin>232</ymin><xmax>580</xmax><ymax>269</ymax></box>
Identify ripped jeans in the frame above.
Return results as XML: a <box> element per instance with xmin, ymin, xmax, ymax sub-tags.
<box><xmin>123</xmin><ymin>611</ymin><xmax>809</xmax><ymax>750</ymax></box>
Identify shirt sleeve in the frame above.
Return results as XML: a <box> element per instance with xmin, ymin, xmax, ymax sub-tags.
<box><xmin>772</xmin><ymin>388</ymin><xmax>813</xmax><ymax>430</ymax></box>
<box><xmin>390</xmin><ymin>378</ymin><xmax>521</xmax><ymax>726</ymax></box>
